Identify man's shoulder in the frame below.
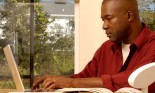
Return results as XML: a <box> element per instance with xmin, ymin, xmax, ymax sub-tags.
<box><xmin>150</xmin><ymin>30</ymin><xmax>155</xmax><ymax>39</ymax></box>
<box><xmin>146</xmin><ymin>29</ymin><xmax>155</xmax><ymax>44</ymax></box>
<box><xmin>144</xmin><ymin>26</ymin><xmax>155</xmax><ymax>39</ymax></box>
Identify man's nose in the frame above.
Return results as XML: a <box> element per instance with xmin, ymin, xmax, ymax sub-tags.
<box><xmin>102</xmin><ymin>21</ymin><xmax>108</xmax><ymax>30</ymax></box>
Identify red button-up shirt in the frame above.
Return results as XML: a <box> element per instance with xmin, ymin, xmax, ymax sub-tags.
<box><xmin>72</xmin><ymin>25</ymin><xmax>155</xmax><ymax>92</ymax></box>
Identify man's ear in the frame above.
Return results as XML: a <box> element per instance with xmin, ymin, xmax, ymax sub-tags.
<box><xmin>127</xmin><ymin>11</ymin><xmax>134</xmax><ymax>22</ymax></box>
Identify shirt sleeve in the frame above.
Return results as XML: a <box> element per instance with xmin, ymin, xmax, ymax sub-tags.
<box><xmin>101</xmin><ymin>71</ymin><xmax>132</xmax><ymax>91</ymax></box>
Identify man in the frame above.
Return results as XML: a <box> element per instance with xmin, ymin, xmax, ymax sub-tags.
<box><xmin>32</xmin><ymin>0</ymin><xmax>155</xmax><ymax>92</ymax></box>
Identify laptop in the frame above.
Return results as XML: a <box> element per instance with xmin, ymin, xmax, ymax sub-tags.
<box><xmin>3</xmin><ymin>45</ymin><xmax>25</xmax><ymax>92</ymax></box>
<box><xmin>3</xmin><ymin>45</ymin><xmax>61</xmax><ymax>93</ymax></box>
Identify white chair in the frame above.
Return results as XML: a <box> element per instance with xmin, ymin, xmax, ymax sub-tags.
<box><xmin>128</xmin><ymin>62</ymin><xmax>155</xmax><ymax>93</ymax></box>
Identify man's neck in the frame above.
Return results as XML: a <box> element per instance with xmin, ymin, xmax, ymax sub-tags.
<box><xmin>123</xmin><ymin>22</ymin><xmax>143</xmax><ymax>44</ymax></box>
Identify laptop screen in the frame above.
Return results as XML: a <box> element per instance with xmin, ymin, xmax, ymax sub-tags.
<box><xmin>3</xmin><ymin>45</ymin><xmax>25</xmax><ymax>92</ymax></box>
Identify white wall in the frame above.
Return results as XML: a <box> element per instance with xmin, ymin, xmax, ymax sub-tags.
<box><xmin>75</xmin><ymin>0</ymin><xmax>108</xmax><ymax>73</ymax></box>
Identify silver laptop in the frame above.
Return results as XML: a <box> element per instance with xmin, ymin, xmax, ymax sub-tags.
<box><xmin>3</xmin><ymin>45</ymin><xmax>59</xmax><ymax>93</ymax></box>
<box><xmin>3</xmin><ymin>45</ymin><xmax>26</xmax><ymax>92</ymax></box>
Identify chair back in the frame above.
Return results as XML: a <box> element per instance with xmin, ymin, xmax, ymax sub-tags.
<box><xmin>128</xmin><ymin>62</ymin><xmax>155</xmax><ymax>93</ymax></box>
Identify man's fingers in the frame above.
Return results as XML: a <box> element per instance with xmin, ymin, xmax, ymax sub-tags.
<box><xmin>46</xmin><ymin>83</ymin><xmax>56</xmax><ymax>89</ymax></box>
<box><xmin>42</xmin><ymin>78</ymin><xmax>54</xmax><ymax>89</ymax></box>
<box><xmin>32</xmin><ymin>77</ymin><xmax>45</xmax><ymax>89</ymax></box>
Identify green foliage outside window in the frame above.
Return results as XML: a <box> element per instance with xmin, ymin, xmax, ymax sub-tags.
<box><xmin>138</xmin><ymin>0</ymin><xmax>155</xmax><ymax>31</ymax></box>
<box><xmin>0</xmin><ymin>0</ymin><xmax>74</xmax><ymax>89</ymax></box>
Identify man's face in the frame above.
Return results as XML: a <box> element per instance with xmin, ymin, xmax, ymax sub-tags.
<box><xmin>101</xmin><ymin>0</ymin><xmax>130</xmax><ymax>42</ymax></box>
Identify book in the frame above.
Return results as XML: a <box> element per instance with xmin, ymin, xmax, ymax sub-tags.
<box><xmin>55</xmin><ymin>87</ymin><xmax>141</xmax><ymax>93</ymax></box>
<box><xmin>55</xmin><ymin>88</ymin><xmax>112</xmax><ymax>93</ymax></box>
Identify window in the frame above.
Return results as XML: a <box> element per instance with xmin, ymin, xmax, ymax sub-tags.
<box><xmin>0</xmin><ymin>0</ymin><xmax>74</xmax><ymax>89</ymax></box>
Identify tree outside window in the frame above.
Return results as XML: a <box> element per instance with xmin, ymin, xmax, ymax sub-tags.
<box><xmin>0</xmin><ymin>0</ymin><xmax>74</xmax><ymax>89</ymax></box>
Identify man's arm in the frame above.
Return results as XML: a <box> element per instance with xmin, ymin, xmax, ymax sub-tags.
<box><xmin>32</xmin><ymin>76</ymin><xmax>103</xmax><ymax>90</ymax></box>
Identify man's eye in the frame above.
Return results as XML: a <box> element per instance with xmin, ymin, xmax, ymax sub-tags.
<box><xmin>107</xmin><ymin>18</ymin><xmax>111</xmax><ymax>20</ymax></box>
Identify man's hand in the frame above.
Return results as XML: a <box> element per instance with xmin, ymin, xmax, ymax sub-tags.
<box><xmin>31</xmin><ymin>76</ymin><xmax>46</xmax><ymax>90</ymax></box>
<box><xmin>31</xmin><ymin>76</ymin><xmax>72</xmax><ymax>91</ymax></box>
<box><xmin>42</xmin><ymin>77</ymin><xmax>56</xmax><ymax>89</ymax></box>
<box><xmin>42</xmin><ymin>76</ymin><xmax>73</xmax><ymax>89</ymax></box>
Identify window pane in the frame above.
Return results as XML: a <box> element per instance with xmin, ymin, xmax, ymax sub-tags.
<box><xmin>0</xmin><ymin>0</ymin><xmax>74</xmax><ymax>89</ymax></box>
<box><xmin>34</xmin><ymin>16</ymin><xmax>74</xmax><ymax>76</ymax></box>
<box><xmin>34</xmin><ymin>1</ymin><xmax>74</xmax><ymax>76</ymax></box>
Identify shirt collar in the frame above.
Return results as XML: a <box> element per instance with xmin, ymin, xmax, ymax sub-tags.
<box><xmin>133</xmin><ymin>24</ymin><xmax>152</xmax><ymax>49</ymax></box>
